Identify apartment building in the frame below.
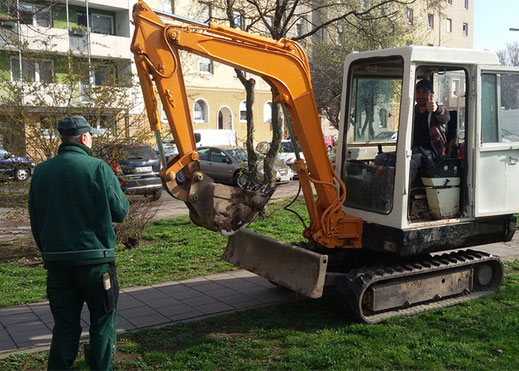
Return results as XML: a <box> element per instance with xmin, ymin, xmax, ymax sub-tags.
<box><xmin>0</xmin><ymin>0</ymin><xmax>475</xmax><ymax>156</ymax></box>
<box><xmin>409</xmin><ymin>0</ymin><xmax>473</xmax><ymax>48</ymax></box>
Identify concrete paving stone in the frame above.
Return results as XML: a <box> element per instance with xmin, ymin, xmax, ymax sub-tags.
<box><xmin>15</xmin><ymin>339</ymin><xmax>52</xmax><ymax>349</ymax></box>
<box><xmin>231</xmin><ymin>283</ymin><xmax>272</xmax><ymax>295</ymax></box>
<box><xmin>177</xmin><ymin>277</ymin><xmax>209</xmax><ymax>287</ymax></box>
<box><xmin>145</xmin><ymin>297</ymin><xmax>181</xmax><ymax>309</ymax></box>
<box><xmin>3</xmin><ymin>320</ymin><xmax>47</xmax><ymax>331</ymax></box>
<box><xmin>155</xmin><ymin>303</ymin><xmax>194</xmax><ymax>317</ymax></box>
<box><xmin>228</xmin><ymin>270</ymin><xmax>257</xmax><ymax>278</ymax></box>
<box><xmin>0</xmin><ymin>339</ymin><xmax>17</xmax><ymax>352</ymax></box>
<box><xmin>204</xmin><ymin>287</ymin><xmax>241</xmax><ymax>298</ymax></box>
<box><xmin>117</xmin><ymin>295</ymin><xmax>147</xmax><ymax>310</ymax></box>
<box><xmin>128</xmin><ymin>288</ymin><xmax>171</xmax><ymax>301</ymax></box>
<box><xmin>160</xmin><ymin>286</ymin><xmax>205</xmax><ymax>300</ymax></box>
<box><xmin>127</xmin><ymin>313</ymin><xmax>169</xmax><ymax>328</ymax></box>
<box><xmin>151</xmin><ymin>281</ymin><xmax>181</xmax><ymax>288</ymax></box>
<box><xmin>0</xmin><ymin>306</ymin><xmax>31</xmax><ymax>318</ymax></box>
<box><xmin>204</xmin><ymin>272</ymin><xmax>236</xmax><ymax>281</ymax></box>
<box><xmin>254</xmin><ymin>292</ymin><xmax>296</xmax><ymax>304</ymax></box>
<box><xmin>10</xmin><ymin>328</ymin><xmax>52</xmax><ymax>344</ymax></box>
<box><xmin>190</xmin><ymin>282</ymin><xmax>227</xmax><ymax>292</ymax></box>
<box><xmin>121</xmin><ymin>285</ymin><xmax>154</xmax><ymax>293</ymax></box>
<box><xmin>215</xmin><ymin>280</ymin><xmax>262</xmax><ymax>291</ymax></box>
<box><xmin>0</xmin><ymin>312</ymin><xmax>39</xmax><ymax>326</ymax></box>
<box><xmin>0</xmin><ymin>331</ymin><xmax>10</xmax><ymax>341</ymax></box>
<box><xmin>115</xmin><ymin>317</ymin><xmax>136</xmax><ymax>331</ymax></box>
<box><xmin>230</xmin><ymin>300</ymin><xmax>264</xmax><ymax>310</ymax></box>
<box><xmin>193</xmin><ymin>302</ymin><xmax>233</xmax><ymax>315</ymax></box>
<box><xmin>216</xmin><ymin>293</ymin><xmax>260</xmax><ymax>305</ymax></box>
<box><xmin>168</xmin><ymin>309</ymin><xmax>205</xmax><ymax>322</ymax></box>
<box><xmin>180</xmin><ymin>295</ymin><xmax>220</xmax><ymax>307</ymax></box>
<box><xmin>243</xmin><ymin>276</ymin><xmax>277</xmax><ymax>288</ymax></box>
<box><xmin>28</xmin><ymin>303</ymin><xmax>51</xmax><ymax>315</ymax></box>
<box><xmin>118</xmin><ymin>306</ymin><xmax>159</xmax><ymax>320</ymax></box>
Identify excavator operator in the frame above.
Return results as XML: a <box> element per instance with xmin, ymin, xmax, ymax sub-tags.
<box><xmin>375</xmin><ymin>79</ymin><xmax>450</xmax><ymax>183</ymax></box>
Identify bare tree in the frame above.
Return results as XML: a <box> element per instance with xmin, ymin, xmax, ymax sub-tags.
<box><xmin>210</xmin><ymin>0</ymin><xmax>421</xmax><ymax>187</ymax></box>
<box><xmin>497</xmin><ymin>42</ymin><xmax>519</xmax><ymax>67</ymax></box>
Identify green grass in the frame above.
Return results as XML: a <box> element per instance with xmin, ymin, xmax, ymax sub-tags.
<box><xmin>0</xmin><ymin>200</ymin><xmax>309</xmax><ymax>307</ymax></box>
<box><xmin>2</xmin><ymin>265</ymin><xmax>519</xmax><ymax>370</ymax></box>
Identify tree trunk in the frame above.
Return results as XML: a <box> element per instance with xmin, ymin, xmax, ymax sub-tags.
<box><xmin>264</xmin><ymin>99</ymin><xmax>282</xmax><ymax>188</ymax></box>
<box><xmin>236</xmin><ymin>69</ymin><xmax>258</xmax><ymax>179</ymax></box>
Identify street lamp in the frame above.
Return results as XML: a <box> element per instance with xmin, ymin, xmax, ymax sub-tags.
<box><xmin>510</xmin><ymin>28</ymin><xmax>519</xmax><ymax>31</ymax></box>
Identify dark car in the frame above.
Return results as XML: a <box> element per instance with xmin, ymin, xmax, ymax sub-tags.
<box><xmin>95</xmin><ymin>144</ymin><xmax>162</xmax><ymax>200</ymax></box>
<box><xmin>0</xmin><ymin>147</ymin><xmax>35</xmax><ymax>181</ymax></box>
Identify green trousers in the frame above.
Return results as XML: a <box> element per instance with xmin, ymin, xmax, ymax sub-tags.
<box><xmin>46</xmin><ymin>263</ymin><xmax>118</xmax><ymax>371</ymax></box>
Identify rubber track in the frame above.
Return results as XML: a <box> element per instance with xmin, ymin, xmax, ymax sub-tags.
<box><xmin>337</xmin><ymin>249</ymin><xmax>504</xmax><ymax>323</ymax></box>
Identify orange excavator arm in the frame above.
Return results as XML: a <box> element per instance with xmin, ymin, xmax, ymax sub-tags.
<box><xmin>131</xmin><ymin>1</ymin><xmax>362</xmax><ymax>248</ymax></box>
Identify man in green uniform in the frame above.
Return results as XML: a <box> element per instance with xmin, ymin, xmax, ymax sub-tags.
<box><xmin>29</xmin><ymin>116</ymin><xmax>129</xmax><ymax>370</ymax></box>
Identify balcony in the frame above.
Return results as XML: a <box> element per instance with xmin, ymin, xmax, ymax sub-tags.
<box><xmin>0</xmin><ymin>25</ymin><xmax>131</xmax><ymax>60</ymax></box>
<box><xmin>64</xmin><ymin>0</ymin><xmax>129</xmax><ymax>11</ymax></box>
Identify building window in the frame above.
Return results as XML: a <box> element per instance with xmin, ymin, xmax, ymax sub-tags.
<box><xmin>77</xmin><ymin>12</ymin><xmax>114</xmax><ymax>35</ymax></box>
<box><xmin>406</xmin><ymin>8</ymin><xmax>413</xmax><ymax>25</ymax></box>
<box><xmin>11</xmin><ymin>2</ymin><xmax>52</xmax><ymax>28</ymax></box>
<box><xmin>93</xmin><ymin>64</ymin><xmax>116</xmax><ymax>86</ymax></box>
<box><xmin>428</xmin><ymin>14</ymin><xmax>434</xmax><ymax>29</ymax></box>
<box><xmin>239</xmin><ymin>101</ymin><xmax>247</xmax><ymax>122</ymax></box>
<box><xmin>446</xmin><ymin>0</ymin><xmax>452</xmax><ymax>5</ymax></box>
<box><xmin>452</xmin><ymin>79</ymin><xmax>460</xmax><ymax>97</ymax></box>
<box><xmin>464</xmin><ymin>0</ymin><xmax>469</xmax><ymax>9</ymax></box>
<box><xmin>295</xmin><ymin>18</ymin><xmax>305</xmax><ymax>38</ymax></box>
<box><xmin>159</xmin><ymin>0</ymin><xmax>173</xmax><ymax>13</ymax></box>
<box><xmin>232</xmin><ymin>10</ymin><xmax>244</xmax><ymax>30</ymax></box>
<box><xmin>446</xmin><ymin>18</ymin><xmax>452</xmax><ymax>33</ymax></box>
<box><xmin>199</xmin><ymin>57</ymin><xmax>213</xmax><ymax>74</ymax></box>
<box><xmin>194</xmin><ymin>99</ymin><xmax>209</xmax><ymax>123</ymax></box>
<box><xmin>10</xmin><ymin>58</ymin><xmax>53</xmax><ymax>83</ymax></box>
<box><xmin>198</xmin><ymin>2</ymin><xmax>211</xmax><ymax>23</ymax></box>
<box><xmin>462</xmin><ymin>23</ymin><xmax>468</xmax><ymax>36</ymax></box>
<box><xmin>264</xmin><ymin>101</ymin><xmax>272</xmax><ymax>123</ymax></box>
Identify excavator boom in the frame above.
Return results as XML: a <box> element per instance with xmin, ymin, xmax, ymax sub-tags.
<box><xmin>131</xmin><ymin>0</ymin><xmax>362</xmax><ymax>248</ymax></box>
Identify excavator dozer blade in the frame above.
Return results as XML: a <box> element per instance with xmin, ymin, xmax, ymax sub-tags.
<box><xmin>186</xmin><ymin>179</ymin><xmax>274</xmax><ymax>235</ymax></box>
<box><xmin>223</xmin><ymin>230</ymin><xmax>328</xmax><ymax>298</ymax></box>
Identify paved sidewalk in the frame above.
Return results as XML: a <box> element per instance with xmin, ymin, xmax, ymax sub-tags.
<box><xmin>1</xmin><ymin>238</ymin><xmax>518</xmax><ymax>359</ymax></box>
<box><xmin>0</xmin><ymin>270</ymin><xmax>296</xmax><ymax>358</ymax></box>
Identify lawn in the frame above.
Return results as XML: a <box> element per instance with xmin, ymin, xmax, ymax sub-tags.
<box><xmin>0</xmin><ymin>200</ymin><xmax>308</xmax><ymax>307</ymax></box>
<box><xmin>2</xmin><ymin>261</ymin><xmax>519</xmax><ymax>370</ymax></box>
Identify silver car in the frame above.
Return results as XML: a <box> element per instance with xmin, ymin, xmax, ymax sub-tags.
<box><xmin>197</xmin><ymin>146</ymin><xmax>293</xmax><ymax>187</ymax></box>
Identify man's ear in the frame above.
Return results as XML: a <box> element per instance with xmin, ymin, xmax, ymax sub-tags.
<box><xmin>80</xmin><ymin>133</ymin><xmax>89</xmax><ymax>145</ymax></box>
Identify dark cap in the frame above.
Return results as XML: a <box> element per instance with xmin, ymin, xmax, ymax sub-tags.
<box><xmin>57</xmin><ymin>116</ymin><xmax>99</xmax><ymax>136</ymax></box>
<box><xmin>416</xmin><ymin>79</ymin><xmax>434</xmax><ymax>93</ymax></box>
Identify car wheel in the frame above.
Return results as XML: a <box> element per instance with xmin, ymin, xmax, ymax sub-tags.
<box><xmin>14</xmin><ymin>167</ymin><xmax>30</xmax><ymax>181</ymax></box>
<box><xmin>146</xmin><ymin>189</ymin><xmax>162</xmax><ymax>201</ymax></box>
<box><xmin>234</xmin><ymin>171</ymin><xmax>248</xmax><ymax>188</ymax></box>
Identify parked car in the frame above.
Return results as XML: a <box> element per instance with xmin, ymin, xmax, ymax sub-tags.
<box><xmin>95</xmin><ymin>144</ymin><xmax>162</xmax><ymax>200</ymax></box>
<box><xmin>188</xmin><ymin>146</ymin><xmax>293</xmax><ymax>187</ymax></box>
<box><xmin>255</xmin><ymin>140</ymin><xmax>305</xmax><ymax>169</ymax></box>
<box><xmin>324</xmin><ymin>135</ymin><xmax>334</xmax><ymax>154</ymax></box>
<box><xmin>0</xmin><ymin>147</ymin><xmax>35</xmax><ymax>181</ymax></box>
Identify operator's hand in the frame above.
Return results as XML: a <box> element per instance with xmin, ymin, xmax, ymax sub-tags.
<box><xmin>426</xmin><ymin>94</ymin><xmax>438</xmax><ymax>113</ymax></box>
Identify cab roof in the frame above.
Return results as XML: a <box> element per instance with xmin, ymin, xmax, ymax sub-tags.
<box><xmin>345</xmin><ymin>46</ymin><xmax>501</xmax><ymax>66</ymax></box>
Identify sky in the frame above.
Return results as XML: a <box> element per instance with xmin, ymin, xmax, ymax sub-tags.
<box><xmin>473</xmin><ymin>0</ymin><xmax>519</xmax><ymax>52</ymax></box>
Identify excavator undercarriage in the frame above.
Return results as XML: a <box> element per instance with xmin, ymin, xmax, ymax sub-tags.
<box><xmin>225</xmin><ymin>230</ymin><xmax>505</xmax><ymax>323</ymax></box>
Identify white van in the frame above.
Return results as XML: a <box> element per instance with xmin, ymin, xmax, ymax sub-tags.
<box><xmin>194</xmin><ymin>129</ymin><xmax>237</xmax><ymax>147</ymax></box>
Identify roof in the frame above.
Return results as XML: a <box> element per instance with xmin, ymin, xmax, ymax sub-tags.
<box><xmin>345</xmin><ymin>46</ymin><xmax>501</xmax><ymax>67</ymax></box>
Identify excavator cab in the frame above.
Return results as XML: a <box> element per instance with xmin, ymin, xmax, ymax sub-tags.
<box><xmin>338</xmin><ymin>47</ymin><xmax>518</xmax><ymax>257</ymax></box>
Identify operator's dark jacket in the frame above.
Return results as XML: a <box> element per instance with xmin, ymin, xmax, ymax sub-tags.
<box><xmin>29</xmin><ymin>143</ymin><xmax>129</xmax><ymax>269</ymax></box>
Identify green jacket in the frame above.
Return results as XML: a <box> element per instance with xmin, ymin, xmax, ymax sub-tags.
<box><xmin>28</xmin><ymin>143</ymin><xmax>129</xmax><ymax>269</ymax></box>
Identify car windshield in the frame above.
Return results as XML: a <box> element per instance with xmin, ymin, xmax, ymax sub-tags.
<box><xmin>227</xmin><ymin>149</ymin><xmax>248</xmax><ymax>162</ymax></box>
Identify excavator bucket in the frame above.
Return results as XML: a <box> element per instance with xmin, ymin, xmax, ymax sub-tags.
<box><xmin>185</xmin><ymin>177</ymin><xmax>274</xmax><ymax>235</ymax></box>
<box><xmin>223</xmin><ymin>230</ymin><xmax>328</xmax><ymax>298</ymax></box>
